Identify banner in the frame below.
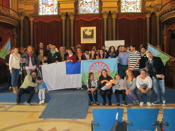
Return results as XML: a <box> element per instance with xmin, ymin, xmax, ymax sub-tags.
<box><xmin>81</xmin><ymin>58</ymin><xmax>118</xmax><ymax>85</ymax></box>
<box><xmin>147</xmin><ymin>44</ymin><xmax>171</xmax><ymax>65</ymax></box>
<box><xmin>42</xmin><ymin>62</ymin><xmax>82</xmax><ymax>91</ymax></box>
<box><xmin>0</xmin><ymin>39</ymin><xmax>11</xmax><ymax>59</ymax></box>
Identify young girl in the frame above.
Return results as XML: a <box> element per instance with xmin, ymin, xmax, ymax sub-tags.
<box><xmin>36</xmin><ymin>77</ymin><xmax>47</xmax><ymax>104</ymax></box>
<box><xmin>112</xmin><ymin>74</ymin><xmax>127</xmax><ymax>106</ymax></box>
<box><xmin>87</xmin><ymin>72</ymin><xmax>99</xmax><ymax>105</ymax></box>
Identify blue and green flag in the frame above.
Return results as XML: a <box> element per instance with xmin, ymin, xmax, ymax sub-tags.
<box><xmin>148</xmin><ymin>44</ymin><xmax>171</xmax><ymax>65</ymax></box>
<box><xmin>81</xmin><ymin>58</ymin><xmax>118</xmax><ymax>85</ymax></box>
<box><xmin>0</xmin><ymin>39</ymin><xmax>11</xmax><ymax>59</ymax></box>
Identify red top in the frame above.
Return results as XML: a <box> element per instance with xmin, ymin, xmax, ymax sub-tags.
<box><xmin>66</xmin><ymin>55</ymin><xmax>77</xmax><ymax>63</ymax></box>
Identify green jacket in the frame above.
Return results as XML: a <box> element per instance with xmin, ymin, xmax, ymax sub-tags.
<box><xmin>20</xmin><ymin>75</ymin><xmax>37</xmax><ymax>89</ymax></box>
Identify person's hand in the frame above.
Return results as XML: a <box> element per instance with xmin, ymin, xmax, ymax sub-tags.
<box><xmin>9</xmin><ymin>69</ymin><xmax>12</xmax><ymax>74</ymax></box>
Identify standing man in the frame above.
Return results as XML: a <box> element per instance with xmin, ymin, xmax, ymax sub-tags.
<box><xmin>128</xmin><ymin>45</ymin><xmax>141</xmax><ymax>77</ymax></box>
<box><xmin>118</xmin><ymin>46</ymin><xmax>129</xmax><ymax>78</ymax></box>
<box><xmin>146</xmin><ymin>51</ymin><xmax>166</xmax><ymax>106</ymax></box>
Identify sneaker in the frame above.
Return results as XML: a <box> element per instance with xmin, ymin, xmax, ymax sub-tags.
<box><xmin>139</xmin><ymin>102</ymin><xmax>144</xmax><ymax>106</ymax></box>
<box><xmin>162</xmin><ymin>100</ymin><xmax>166</xmax><ymax>107</ymax></box>
<box><xmin>147</xmin><ymin>102</ymin><xmax>152</xmax><ymax>107</ymax></box>
<box><xmin>152</xmin><ymin>100</ymin><xmax>161</xmax><ymax>105</ymax></box>
<box><xmin>39</xmin><ymin>101</ymin><xmax>42</xmax><ymax>105</ymax></box>
<box><xmin>23</xmin><ymin>102</ymin><xmax>31</xmax><ymax>105</ymax></box>
<box><xmin>108</xmin><ymin>102</ymin><xmax>112</xmax><ymax>106</ymax></box>
<box><xmin>124</xmin><ymin>102</ymin><xmax>128</xmax><ymax>106</ymax></box>
<box><xmin>95</xmin><ymin>102</ymin><xmax>100</xmax><ymax>105</ymax></box>
<box><xmin>116</xmin><ymin>103</ymin><xmax>120</xmax><ymax>106</ymax></box>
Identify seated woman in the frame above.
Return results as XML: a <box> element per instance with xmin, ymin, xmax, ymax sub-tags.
<box><xmin>112</xmin><ymin>74</ymin><xmax>127</xmax><ymax>106</ymax></box>
<box><xmin>136</xmin><ymin>69</ymin><xmax>153</xmax><ymax>107</ymax></box>
<box><xmin>87</xmin><ymin>72</ymin><xmax>99</xmax><ymax>105</ymax></box>
<box><xmin>124</xmin><ymin>69</ymin><xmax>139</xmax><ymax>105</ymax></box>
<box><xmin>98</xmin><ymin>69</ymin><xmax>112</xmax><ymax>105</ymax></box>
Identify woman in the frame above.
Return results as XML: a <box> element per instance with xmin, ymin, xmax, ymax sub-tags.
<box><xmin>124</xmin><ymin>69</ymin><xmax>139</xmax><ymax>105</ymax></box>
<box><xmin>23</xmin><ymin>46</ymin><xmax>38</xmax><ymax>74</ymax></box>
<box><xmin>98</xmin><ymin>69</ymin><xmax>112</xmax><ymax>105</ymax></box>
<box><xmin>89</xmin><ymin>49</ymin><xmax>96</xmax><ymax>60</ymax></box>
<box><xmin>66</xmin><ymin>48</ymin><xmax>77</xmax><ymax>63</ymax></box>
<box><xmin>99</xmin><ymin>49</ymin><xmax>106</xmax><ymax>59</ymax></box>
<box><xmin>9</xmin><ymin>48</ymin><xmax>21</xmax><ymax>93</ymax></box>
<box><xmin>87</xmin><ymin>72</ymin><xmax>99</xmax><ymax>105</ymax></box>
<box><xmin>107</xmin><ymin>46</ymin><xmax>117</xmax><ymax>58</ymax></box>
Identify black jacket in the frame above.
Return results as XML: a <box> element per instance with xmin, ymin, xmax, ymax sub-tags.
<box><xmin>47</xmin><ymin>51</ymin><xmax>62</xmax><ymax>64</ymax></box>
<box><xmin>139</xmin><ymin>54</ymin><xmax>148</xmax><ymax>69</ymax></box>
<box><xmin>146</xmin><ymin>56</ymin><xmax>165</xmax><ymax>77</ymax></box>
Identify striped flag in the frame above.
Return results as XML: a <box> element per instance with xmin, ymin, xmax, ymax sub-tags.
<box><xmin>0</xmin><ymin>39</ymin><xmax>11</xmax><ymax>59</ymax></box>
<box><xmin>42</xmin><ymin>62</ymin><xmax>82</xmax><ymax>91</ymax></box>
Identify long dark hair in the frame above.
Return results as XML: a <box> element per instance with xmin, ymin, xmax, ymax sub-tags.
<box><xmin>88</xmin><ymin>72</ymin><xmax>94</xmax><ymax>88</ymax></box>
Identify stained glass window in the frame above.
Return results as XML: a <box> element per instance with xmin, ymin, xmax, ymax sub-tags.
<box><xmin>39</xmin><ymin>0</ymin><xmax>58</xmax><ymax>15</ymax></box>
<box><xmin>121</xmin><ymin>0</ymin><xmax>142</xmax><ymax>13</ymax></box>
<box><xmin>78</xmin><ymin>0</ymin><xmax>100</xmax><ymax>14</ymax></box>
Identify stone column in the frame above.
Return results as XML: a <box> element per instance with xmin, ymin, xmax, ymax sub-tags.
<box><xmin>70</xmin><ymin>13</ymin><xmax>74</xmax><ymax>47</ymax></box>
<box><xmin>112</xmin><ymin>12</ymin><xmax>117</xmax><ymax>40</ymax></box>
<box><xmin>61</xmin><ymin>13</ymin><xmax>66</xmax><ymax>46</ymax></box>
<box><xmin>103</xmin><ymin>12</ymin><xmax>108</xmax><ymax>41</ymax></box>
<box><xmin>156</xmin><ymin>12</ymin><xmax>160</xmax><ymax>46</ymax></box>
<box><xmin>20</xmin><ymin>16</ymin><xmax>24</xmax><ymax>48</ymax></box>
<box><xmin>29</xmin><ymin>17</ymin><xmax>34</xmax><ymax>46</ymax></box>
<box><xmin>146</xmin><ymin>13</ymin><xmax>151</xmax><ymax>44</ymax></box>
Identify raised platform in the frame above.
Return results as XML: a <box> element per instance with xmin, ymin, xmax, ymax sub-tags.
<box><xmin>0</xmin><ymin>88</ymin><xmax>175</xmax><ymax>104</ymax></box>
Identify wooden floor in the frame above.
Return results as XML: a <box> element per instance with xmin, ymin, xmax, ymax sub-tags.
<box><xmin>0</xmin><ymin>103</ymin><xmax>175</xmax><ymax>131</ymax></box>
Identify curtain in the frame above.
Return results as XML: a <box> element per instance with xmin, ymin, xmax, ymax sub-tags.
<box><xmin>117</xmin><ymin>14</ymin><xmax>146</xmax><ymax>48</ymax></box>
<box><xmin>33</xmin><ymin>16</ymin><xmax>62</xmax><ymax>47</ymax></box>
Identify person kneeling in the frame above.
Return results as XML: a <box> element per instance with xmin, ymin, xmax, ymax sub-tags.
<box><xmin>16</xmin><ymin>71</ymin><xmax>37</xmax><ymax>105</ymax></box>
<box><xmin>36</xmin><ymin>77</ymin><xmax>47</xmax><ymax>105</ymax></box>
<box><xmin>136</xmin><ymin>69</ymin><xmax>153</xmax><ymax>106</ymax></box>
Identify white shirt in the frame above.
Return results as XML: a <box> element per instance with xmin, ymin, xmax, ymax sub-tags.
<box><xmin>136</xmin><ymin>75</ymin><xmax>152</xmax><ymax>89</ymax></box>
<box><xmin>9</xmin><ymin>53</ymin><xmax>21</xmax><ymax>70</ymax></box>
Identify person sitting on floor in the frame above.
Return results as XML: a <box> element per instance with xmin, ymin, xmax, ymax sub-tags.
<box><xmin>87</xmin><ymin>72</ymin><xmax>99</xmax><ymax>105</ymax></box>
<box><xmin>136</xmin><ymin>69</ymin><xmax>153</xmax><ymax>107</ymax></box>
<box><xmin>36</xmin><ymin>77</ymin><xmax>47</xmax><ymax>105</ymax></box>
<box><xmin>16</xmin><ymin>71</ymin><xmax>37</xmax><ymax>105</ymax></box>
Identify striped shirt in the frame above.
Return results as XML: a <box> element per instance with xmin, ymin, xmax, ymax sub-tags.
<box><xmin>129</xmin><ymin>51</ymin><xmax>141</xmax><ymax>69</ymax></box>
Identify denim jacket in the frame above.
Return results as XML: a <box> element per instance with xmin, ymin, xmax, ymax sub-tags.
<box><xmin>22</xmin><ymin>53</ymin><xmax>38</xmax><ymax>67</ymax></box>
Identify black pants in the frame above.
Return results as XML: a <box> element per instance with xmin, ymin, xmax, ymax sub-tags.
<box><xmin>88</xmin><ymin>90</ymin><xmax>98</xmax><ymax>102</ymax></box>
<box><xmin>115</xmin><ymin>90</ymin><xmax>126</xmax><ymax>104</ymax></box>
<box><xmin>16</xmin><ymin>86</ymin><xmax>35</xmax><ymax>103</ymax></box>
<box><xmin>100</xmin><ymin>89</ymin><xmax>112</xmax><ymax>104</ymax></box>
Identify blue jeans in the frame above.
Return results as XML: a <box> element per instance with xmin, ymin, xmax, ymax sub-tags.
<box><xmin>118</xmin><ymin>64</ymin><xmax>128</xmax><ymax>79</ymax></box>
<box><xmin>152</xmin><ymin>77</ymin><xmax>166</xmax><ymax>102</ymax></box>
<box><xmin>11</xmin><ymin>68</ymin><xmax>20</xmax><ymax>87</ymax></box>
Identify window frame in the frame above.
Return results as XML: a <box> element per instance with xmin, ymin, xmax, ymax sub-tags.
<box><xmin>77</xmin><ymin>0</ymin><xmax>101</xmax><ymax>15</ymax></box>
<box><xmin>38</xmin><ymin>0</ymin><xmax>59</xmax><ymax>16</ymax></box>
<box><xmin>119</xmin><ymin>0</ymin><xmax>143</xmax><ymax>13</ymax></box>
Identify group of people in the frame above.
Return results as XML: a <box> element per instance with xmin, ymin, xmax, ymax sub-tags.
<box><xmin>5</xmin><ymin>42</ymin><xmax>166</xmax><ymax>106</ymax></box>
<box><xmin>87</xmin><ymin>45</ymin><xmax>166</xmax><ymax>107</ymax></box>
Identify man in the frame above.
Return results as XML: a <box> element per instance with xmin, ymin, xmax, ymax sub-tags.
<box><xmin>146</xmin><ymin>51</ymin><xmax>166</xmax><ymax>106</ymax></box>
<box><xmin>118</xmin><ymin>46</ymin><xmax>129</xmax><ymax>78</ymax></box>
<box><xmin>46</xmin><ymin>45</ymin><xmax>62</xmax><ymax>64</ymax></box>
<box><xmin>139</xmin><ymin>45</ymin><xmax>148</xmax><ymax>69</ymax></box>
<box><xmin>16</xmin><ymin>71</ymin><xmax>37</xmax><ymax>105</ymax></box>
<box><xmin>136</xmin><ymin>69</ymin><xmax>153</xmax><ymax>106</ymax></box>
<box><xmin>128</xmin><ymin>44</ymin><xmax>141</xmax><ymax>77</ymax></box>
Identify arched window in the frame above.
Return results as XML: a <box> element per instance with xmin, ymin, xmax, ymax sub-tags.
<box><xmin>121</xmin><ymin>0</ymin><xmax>142</xmax><ymax>13</ymax></box>
<box><xmin>78</xmin><ymin>0</ymin><xmax>100</xmax><ymax>14</ymax></box>
<box><xmin>39</xmin><ymin>0</ymin><xmax>58</xmax><ymax>15</ymax></box>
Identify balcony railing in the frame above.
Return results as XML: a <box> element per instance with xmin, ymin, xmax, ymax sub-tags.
<box><xmin>0</xmin><ymin>4</ymin><xmax>19</xmax><ymax>19</ymax></box>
